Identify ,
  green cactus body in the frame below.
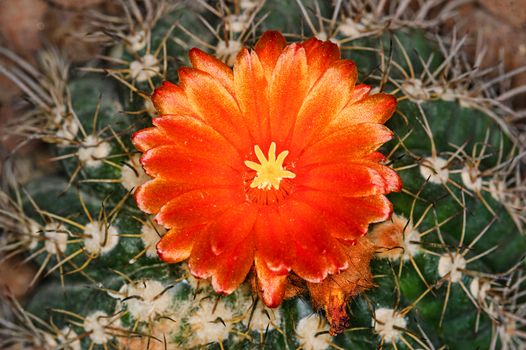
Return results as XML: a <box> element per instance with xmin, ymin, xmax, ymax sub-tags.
<box><xmin>1</xmin><ymin>1</ymin><xmax>526</xmax><ymax>349</ymax></box>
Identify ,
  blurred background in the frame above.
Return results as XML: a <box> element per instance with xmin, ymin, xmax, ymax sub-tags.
<box><xmin>0</xmin><ymin>0</ymin><xmax>526</xmax><ymax>339</ymax></box>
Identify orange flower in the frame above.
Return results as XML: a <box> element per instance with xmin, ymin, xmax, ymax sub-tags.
<box><xmin>132</xmin><ymin>31</ymin><xmax>401</xmax><ymax>308</ymax></box>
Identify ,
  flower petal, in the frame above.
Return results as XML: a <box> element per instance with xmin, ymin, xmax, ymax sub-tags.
<box><xmin>254</xmin><ymin>31</ymin><xmax>287</xmax><ymax>82</ymax></box>
<box><xmin>209</xmin><ymin>204</ymin><xmax>257</xmax><ymax>255</ymax></box>
<box><xmin>281</xmin><ymin>200</ymin><xmax>349</xmax><ymax>282</ymax></box>
<box><xmin>326</xmin><ymin>195</ymin><xmax>393</xmax><ymax>242</ymax></box>
<box><xmin>140</xmin><ymin>146</ymin><xmax>240</xmax><ymax>185</ymax></box>
<box><xmin>188</xmin><ymin>229</ymin><xmax>216</xmax><ymax>279</ymax></box>
<box><xmin>152</xmin><ymin>115</ymin><xmax>242</xmax><ymax>167</ymax></box>
<box><xmin>254</xmin><ymin>207</ymin><xmax>292</xmax><ymax>273</ymax></box>
<box><xmin>255</xmin><ymin>256</ymin><xmax>288</xmax><ymax>307</ymax></box>
<box><xmin>134</xmin><ymin>31</ymin><xmax>402</xmax><ymax>311</ymax></box>
<box><xmin>211</xmin><ymin>236</ymin><xmax>255</xmax><ymax>294</ymax></box>
<box><xmin>132</xmin><ymin>127</ymin><xmax>173</xmax><ymax>153</ymax></box>
<box><xmin>329</xmin><ymin>93</ymin><xmax>397</xmax><ymax>130</ymax></box>
<box><xmin>190</xmin><ymin>206</ymin><xmax>256</xmax><ymax>294</ymax></box>
<box><xmin>297</xmin><ymin>162</ymin><xmax>391</xmax><ymax>197</ymax></box>
<box><xmin>151</xmin><ymin>81</ymin><xmax>194</xmax><ymax>115</ymax></box>
<box><xmin>268</xmin><ymin>43</ymin><xmax>308</xmax><ymax>146</ymax></box>
<box><xmin>189</xmin><ymin>222</ymin><xmax>255</xmax><ymax>294</ymax></box>
<box><xmin>156</xmin><ymin>226</ymin><xmax>198</xmax><ymax>263</ymax></box>
<box><xmin>296</xmin><ymin>190</ymin><xmax>393</xmax><ymax>240</ymax></box>
<box><xmin>356</xmin><ymin>161</ymin><xmax>402</xmax><ymax>193</ymax></box>
<box><xmin>299</xmin><ymin>123</ymin><xmax>394</xmax><ymax>166</ymax></box>
<box><xmin>234</xmin><ymin>48</ymin><xmax>270</xmax><ymax>144</ymax></box>
<box><xmin>290</xmin><ymin>59</ymin><xmax>358</xmax><ymax>154</ymax></box>
<box><xmin>349</xmin><ymin>84</ymin><xmax>372</xmax><ymax>104</ymax></box>
<box><xmin>135</xmin><ymin>178</ymin><xmax>188</xmax><ymax>214</ymax></box>
<box><xmin>302</xmin><ymin>37</ymin><xmax>341</xmax><ymax>87</ymax></box>
<box><xmin>189</xmin><ymin>48</ymin><xmax>235</xmax><ymax>95</ymax></box>
<box><xmin>178</xmin><ymin>67</ymin><xmax>252</xmax><ymax>152</ymax></box>
<box><xmin>155</xmin><ymin>188</ymin><xmax>244</xmax><ymax>229</ymax></box>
